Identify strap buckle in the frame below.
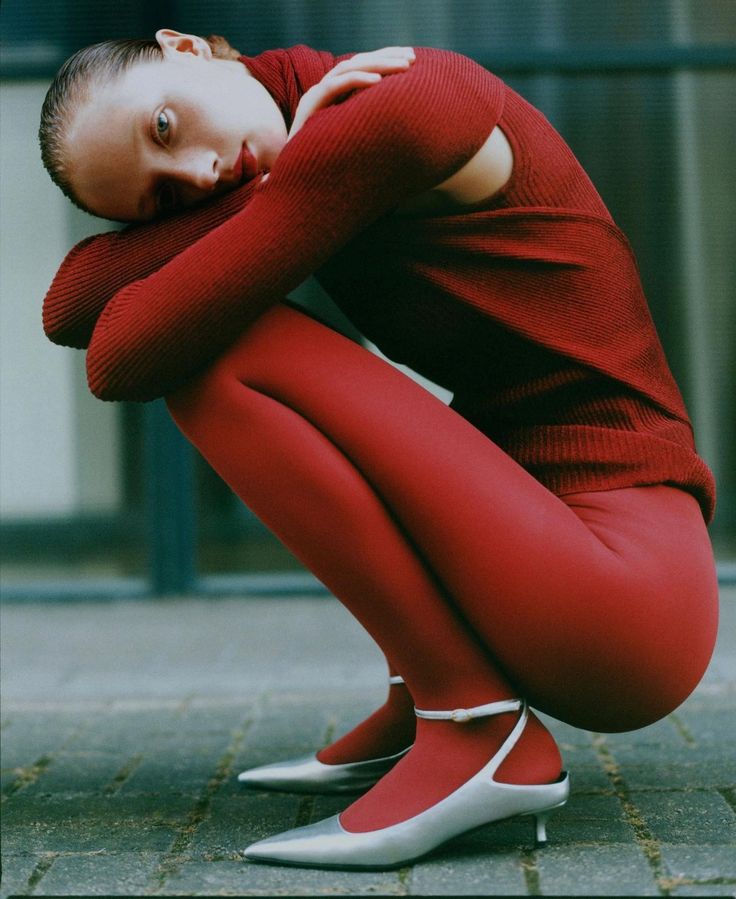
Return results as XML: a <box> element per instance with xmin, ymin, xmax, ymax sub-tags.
<box><xmin>414</xmin><ymin>698</ymin><xmax>523</xmax><ymax>722</ymax></box>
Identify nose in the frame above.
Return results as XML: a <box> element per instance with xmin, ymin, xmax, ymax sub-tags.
<box><xmin>175</xmin><ymin>152</ymin><xmax>219</xmax><ymax>195</ymax></box>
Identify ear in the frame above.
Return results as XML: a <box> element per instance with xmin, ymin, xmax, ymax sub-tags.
<box><xmin>155</xmin><ymin>29</ymin><xmax>213</xmax><ymax>61</ymax></box>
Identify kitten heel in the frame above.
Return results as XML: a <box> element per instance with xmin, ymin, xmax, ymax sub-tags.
<box><xmin>532</xmin><ymin>801</ymin><xmax>566</xmax><ymax>845</ymax></box>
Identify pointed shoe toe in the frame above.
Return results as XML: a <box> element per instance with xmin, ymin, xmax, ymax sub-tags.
<box><xmin>244</xmin><ymin>816</ymin><xmax>350</xmax><ymax>868</ymax></box>
<box><xmin>237</xmin><ymin>748</ymin><xmax>409</xmax><ymax>794</ymax></box>
<box><xmin>242</xmin><ymin>814</ymin><xmax>421</xmax><ymax>870</ymax></box>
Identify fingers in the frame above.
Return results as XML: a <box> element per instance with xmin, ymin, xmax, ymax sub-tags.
<box><xmin>317</xmin><ymin>70</ymin><xmax>383</xmax><ymax>94</ymax></box>
<box><xmin>330</xmin><ymin>46</ymin><xmax>415</xmax><ymax>78</ymax></box>
<box><xmin>286</xmin><ymin>47</ymin><xmax>415</xmax><ymax>142</ymax></box>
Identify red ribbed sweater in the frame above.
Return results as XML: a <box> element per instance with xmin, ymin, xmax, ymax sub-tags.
<box><xmin>42</xmin><ymin>45</ymin><xmax>716</xmax><ymax>521</ymax></box>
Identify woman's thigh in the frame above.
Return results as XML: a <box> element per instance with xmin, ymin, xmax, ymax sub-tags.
<box><xmin>173</xmin><ymin>304</ymin><xmax>719</xmax><ymax>730</ymax></box>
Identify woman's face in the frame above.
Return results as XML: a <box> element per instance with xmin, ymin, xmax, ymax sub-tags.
<box><xmin>66</xmin><ymin>30</ymin><xmax>288</xmax><ymax>222</ymax></box>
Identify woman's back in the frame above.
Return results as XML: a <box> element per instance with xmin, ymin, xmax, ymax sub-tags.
<box><xmin>311</xmin><ymin>77</ymin><xmax>713</xmax><ymax>517</ymax></box>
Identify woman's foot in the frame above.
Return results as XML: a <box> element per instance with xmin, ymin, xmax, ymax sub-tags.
<box><xmin>243</xmin><ymin>700</ymin><xmax>570</xmax><ymax>867</ymax></box>
<box><xmin>339</xmin><ymin>706</ymin><xmax>562</xmax><ymax>832</ymax></box>
<box><xmin>317</xmin><ymin>681</ymin><xmax>416</xmax><ymax>764</ymax></box>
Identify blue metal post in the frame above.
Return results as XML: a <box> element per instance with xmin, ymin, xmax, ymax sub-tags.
<box><xmin>144</xmin><ymin>400</ymin><xmax>198</xmax><ymax>595</ymax></box>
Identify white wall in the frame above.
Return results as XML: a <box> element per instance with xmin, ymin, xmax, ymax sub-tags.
<box><xmin>0</xmin><ymin>80</ymin><xmax>121</xmax><ymax>520</ymax></box>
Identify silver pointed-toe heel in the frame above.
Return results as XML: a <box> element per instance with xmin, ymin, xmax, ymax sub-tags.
<box><xmin>237</xmin><ymin>746</ymin><xmax>410</xmax><ymax>794</ymax></box>
<box><xmin>243</xmin><ymin>698</ymin><xmax>569</xmax><ymax>869</ymax></box>
<box><xmin>237</xmin><ymin>675</ymin><xmax>412</xmax><ymax>794</ymax></box>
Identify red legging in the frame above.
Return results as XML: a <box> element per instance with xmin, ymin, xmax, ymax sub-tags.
<box><xmin>166</xmin><ymin>304</ymin><xmax>718</xmax><ymax>828</ymax></box>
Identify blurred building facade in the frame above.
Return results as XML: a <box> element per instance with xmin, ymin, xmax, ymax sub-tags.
<box><xmin>1</xmin><ymin>0</ymin><xmax>734</xmax><ymax>599</ymax></box>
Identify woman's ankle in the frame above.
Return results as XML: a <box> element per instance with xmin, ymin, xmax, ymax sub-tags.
<box><xmin>494</xmin><ymin>709</ymin><xmax>562</xmax><ymax>785</ymax></box>
<box><xmin>339</xmin><ymin>706</ymin><xmax>562</xmax><ymax>832</ymax></box>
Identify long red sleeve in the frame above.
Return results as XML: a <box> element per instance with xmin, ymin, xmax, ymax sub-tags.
<box><xmin>83</xmin><ymin>48</ymin><xmax>504</xmax><ymax>401</ymax></box>
<box><xmin>42</xmin><ymin>183</ymin><xmax>257</xmax><ymax>348</ymax></box>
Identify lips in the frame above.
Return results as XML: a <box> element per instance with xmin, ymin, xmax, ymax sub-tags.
<box><xmin>238</xmin><ymin>143</ymin><xmax>260</xmax><ymax>182</ymax></box>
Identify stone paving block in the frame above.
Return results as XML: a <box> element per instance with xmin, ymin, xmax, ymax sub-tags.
<box><xmin>19</xmin><ymin>750</ymin><xmax>130</xmax><ymax>796</ymax></box>
<box><xmin>187</xmin><ymin>793</ymin><xmax>301</xmax><ymax>853</ymax></box>
<box><xmin>410</xmin><ymin>847</ymin><xmax>527</xmax><ymax>895</ymax></box>
<box><xmin>0</xmin><ymin>712</ymin><xmax>88</xmax><ymax>769</ymax></box>
<box><xmin>49</xmin><ymin>705</ymin><xmax>245</xmax><ymax>765</ymax></box>
<box><xmin>176</xmin><ymin>700</ymin><xmax>257</xmax><ymax>736</ymax></box>
<box><xmin>535</xmin><ymin>843</ymin><xmax>659</xmax><ymax>896</ymax></box>
<box><xmin>602</xmin><ymin>716</ymin><xmax>684</xmax><ymax>749</ymax></box>
<box><xmin>160</xmin><ymin>856</ymin><xmax>403</xmax><ymax>895</ymax></box>
<box><xmin>610</xmin><ymin>739</ymin><xmax>722</xmax><ymax>773</ymax></box>
<box><xmin>621</xmin><ymin>757</ymin><xmax>736</xmax><ymax>791</ymax></box>
<box><xmin>75</xmin><ymin>706</ymin><xmax>194</xmax><ymax>752</ymax></box>
<box><xmin>143</xmin><ymin>723</ymin><xmax>240</xmax><ymax>753</ymax></box>
<box><xmin>632</xmin><ymin>791</ymin><xmax>736</xmax><ymax>844</ymax></box>
<box><xmin>29</xmin><ymin>851</ymin><xmax>161</xmax><ymax>896</ymax></box>
<box><xmin>548</xmin><ymin>792</ymin><xmax>634</xmax><ymax>845</ymax></box>
<box><xmin>0</xmin><ymin>794</ymin><xmax>188</xmax><ymax>853</ymax></box>
<box><xmin>1</xmin><ymin>597</ymin><xmax>388</xmax><ymax>703</ymax></box>
<box><xmin>107</xmin><ymin>790</ymin><xmax>196</xmax><ymax>819</ymax></box>
<box><xmin>660</xmin><ymin>843</ymin><xmax>736</xmax><ymax>880</ymax></box>
<box><xmin>217</xmin><ymin>768</ymin><xmax>266</xmax><ymax>799</ymax></box>
<box><xmin>0</xmin><ymin>852</ymin><xmax>43</xmax><ymax>899</ymax></box>
<box><xmin>570</xmin><ymin>764</ymin><xmax>614</xmax><ymax>793</ymax></box>
<box><xmin>262</xmin><ymin>693</ymin><xmax>331</xmax><ymax>716</ymax></box>
<box><xmin>676</xmin><ymin>703</ymin><xmax>736</xmax><ymax>745</ymax></box>
<box><xmin>117</xmin><ymin>742</ymin><xmax>228</xmax><ymax>795</ymax></box>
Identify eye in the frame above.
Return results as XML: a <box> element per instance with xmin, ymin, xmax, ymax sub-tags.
<box><xmin>154</xmin><ymin>110</ymin><xmax>170</xmax><ymax>142</ymax></box>
<box><xmin>156</xmin><ymin>182</ymin><xmax>177</xmax><ymax>214</ymax></box>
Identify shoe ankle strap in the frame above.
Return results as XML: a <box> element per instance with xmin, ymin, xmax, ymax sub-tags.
<box><xmin>388</xmin><ymin>675</ymin><xmax>405</xmax><ymax>685</ymax></box>
<box><xmin>414</xmin><ymin>698</ymin><xmax>522</xmax><ymax>723</ymax></box>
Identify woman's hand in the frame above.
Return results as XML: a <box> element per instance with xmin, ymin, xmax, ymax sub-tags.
<box><xmin>257</xmin><ymin>47</ymin><xmax>415</xmax><ymax>183</ymax></box>
<box><xmin>288</xmin><ymin>46</ymin><xmax>416</xmax><ymax>142</ymax></box>
<box><xmin>259</xmin><ymin>48</ymin><xmax>415</xmax><ymax>182</ymax></box>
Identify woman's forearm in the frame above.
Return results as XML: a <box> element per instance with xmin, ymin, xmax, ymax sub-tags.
<box><xmin>86</xmin><ymin>48</ymin><xmax>505</xmax><ymax>402</ymax></box>
<box><xmin>42</xmin><ymin>182</ymin><xmax>259</xmax><ymax>348</ymax></box>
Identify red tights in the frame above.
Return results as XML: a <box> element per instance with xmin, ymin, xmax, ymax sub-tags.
<box><xmin>167</xmin><ymin>304</ymin><xmax>718</xmax><ymax>832</ymax></box>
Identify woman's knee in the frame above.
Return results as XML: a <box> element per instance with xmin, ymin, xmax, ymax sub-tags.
<box><xmin>166</xmin><ymin>351</ymin><xmax>238</xmax><ymax>429</ymax></box>
<box><xmin>168</xmin><ymin>305</ymin><xmax>318</xmax><ymax>412</ymax></box>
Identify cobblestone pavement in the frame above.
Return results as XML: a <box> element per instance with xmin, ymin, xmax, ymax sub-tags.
<box><xmin>1</xmin><ymin>589</ymin><xmax>734</xmax><ymax>897</ymax></box>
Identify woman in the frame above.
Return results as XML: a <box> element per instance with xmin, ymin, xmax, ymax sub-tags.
<box><xmin>40</xmin><ymin>29</ymin><xmax>718</xmax><ymax>869</ymax></box>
